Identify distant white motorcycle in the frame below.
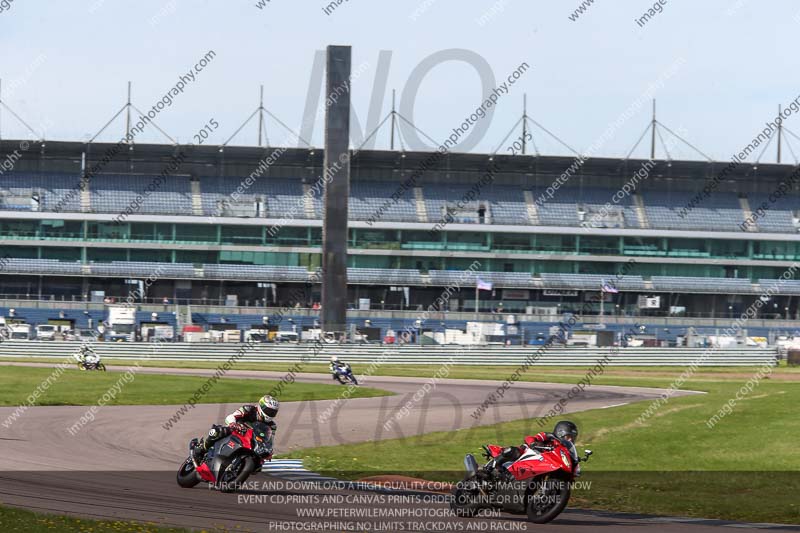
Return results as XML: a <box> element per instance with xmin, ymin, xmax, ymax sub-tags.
<box><xmin>75</xmin><ymin>348</ymin><xmax>106</xmax><ymax>371</ymax></box>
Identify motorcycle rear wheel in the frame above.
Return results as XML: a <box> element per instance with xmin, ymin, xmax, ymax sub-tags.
<box><xmin>526</xmin><ymin>478</ymin><xmax>571</xmax><ymax>524</ymax></box>
<box><xmin>176</xmin><ymin>458</ymin><xmax>201</xmax><ymax>488</ymax></box>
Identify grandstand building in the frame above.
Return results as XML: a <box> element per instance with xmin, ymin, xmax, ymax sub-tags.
<box><xmin>1</xmin><ymin>138</ymin><xmax>800</xmax><ymax>332</ymax></box>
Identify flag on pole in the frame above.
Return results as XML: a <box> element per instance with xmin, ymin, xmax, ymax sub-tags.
<box><xmin>601</xmin><ymin>279</ymin><xmax>619</xmax><ymax>294</ymax></box>
<box><xmin>476</xmin><ymin>277</ymin><xmax>493</xmax><ymax>291</ymax></box>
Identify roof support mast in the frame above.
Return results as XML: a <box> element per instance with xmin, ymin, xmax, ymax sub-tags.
<box><xmin>522</xmin><ymin>94</ymin><xmax>528</xmax><ymax>155</ymax></box>
<box><xmin>390</xmin><ymin>89</ymin><xmax>396</xmax><ymax>150</ymax></box>
<box><xmin>777</xmin><ymin>104</ymin><xmax>782</xmax><ymax>164</ymax></box>
<box><xmin>125</xmin><ymin>81</ymin><xmax>132</xmax><ymax>143</ymax></box>
<box><xmin>258</xmin><ymin>85</ymin><xmax>264</xmax><ymax>147</ymax></box>
<box><xmin>650</xmin><ymin>99</ymin><xmax>656</xmax><ymax>160</ymax></box>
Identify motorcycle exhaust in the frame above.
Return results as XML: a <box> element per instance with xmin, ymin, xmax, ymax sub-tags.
<box><xmin>464</xmin><ymin>454</ymin><xmax>479</xmax><ymax>477</ymax></box>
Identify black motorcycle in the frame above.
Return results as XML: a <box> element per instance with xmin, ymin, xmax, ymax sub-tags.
<box><xmin>177</xmin><ymin>421</ymin><xmax>274</xmax><ymax>492</ymax></box>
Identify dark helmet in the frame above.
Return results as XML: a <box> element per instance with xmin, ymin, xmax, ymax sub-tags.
<box><xmin>553</xmin><ymin>420</ymin><xmax>579</xmax><ymax>442</ymax></box>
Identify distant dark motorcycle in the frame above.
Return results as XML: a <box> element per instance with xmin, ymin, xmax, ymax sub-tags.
<box><xmin>177</xmin><ymin>422</ymin><xmax>274</xmax><ymax>492</ymax></box>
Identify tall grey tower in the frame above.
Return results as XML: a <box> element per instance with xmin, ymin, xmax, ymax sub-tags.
<box><xmin>320</xmin><ymin>45</ymin><xmax>351</xmax><ymax>336</ymax></box>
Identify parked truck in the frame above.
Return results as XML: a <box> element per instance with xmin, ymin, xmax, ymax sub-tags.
<box><xmin>106</xmin><ymin>306</ymin><xmax>136</xmax><ymax>342</ymax></box>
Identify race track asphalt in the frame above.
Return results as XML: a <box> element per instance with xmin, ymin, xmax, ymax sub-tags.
<box><xmin>1</xmin><ymin>364</ymin><xmax>789</xmax><ymax>532</ymax></box>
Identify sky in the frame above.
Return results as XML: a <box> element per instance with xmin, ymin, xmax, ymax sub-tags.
<box><xmin>1</xmin><ymin>0</ymin><xmax>799</xmax><ymax>163</ymax></box>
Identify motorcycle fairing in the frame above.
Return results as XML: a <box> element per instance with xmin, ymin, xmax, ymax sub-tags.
<box><xmin>507</xmin><ymin>447</ymin><xmax>568</xmax><ymax>480</ymax></box>
<box><xmin>209</xmin><ymin>430</ymin><xmax>251</xmax><ymax>481</ymax></box>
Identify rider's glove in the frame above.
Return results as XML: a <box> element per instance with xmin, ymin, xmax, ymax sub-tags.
<box><xmin>230</xmin><ymin>423</ymin><xmax>247</xmax><ymax>434</ymax></box>
<box><xmin>532</xmin><ymin>432</ymin><xmax>548</xmax><ymax>443</ymax></box>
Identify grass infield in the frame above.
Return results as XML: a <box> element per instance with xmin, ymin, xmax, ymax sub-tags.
<box><xmin>1</xmin><ymin>358</ymin><xmax>798</xmax><ymax>522</ymax></box>
<box><xmin>0</xmin><ymin>366</ymin><xmax>390</xmax><ymax>407</ymax></box>
<box><xmin>0</xmin><ymin>505</ymin><xmax>188</xmax><ymax>533</ymax></box>
<box><xmin>281</xmin><ymin>367</ymin><xmax>799</xmax><ymax>524</ymax></box>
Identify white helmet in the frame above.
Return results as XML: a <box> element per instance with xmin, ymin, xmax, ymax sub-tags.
<box><xmin>257</xmin><ymin>395</ymin><xmax>279</xmax><ymax>421</ymax></box>
<box><xmin>330</xmin><ymin>355</ymin><xmax>338</xmax><ymax>363</ymax></box>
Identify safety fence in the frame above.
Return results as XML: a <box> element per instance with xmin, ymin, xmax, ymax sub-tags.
<box><xmin>0</xmin><ymin>341</ymin><xmax>778</xmax><ymax>366</ymax></box>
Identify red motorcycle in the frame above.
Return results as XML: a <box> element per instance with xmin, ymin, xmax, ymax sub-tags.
<box><xmin>176</xmin><ymin>422</ymin><xmax>274</xmax><ymax>492</ymax></box>
<box><xmin>451</xmin><ymin>437</ymin><xmax>592</xmax><ymax>523</ymax></box>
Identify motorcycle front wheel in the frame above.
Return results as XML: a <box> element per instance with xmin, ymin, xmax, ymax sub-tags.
<box><xmin>526</xmin><ymin>477</ymin><xmax>571</xmax><ymax>524</ymax></box>
<box><xmin>449</xmin><ymin>479</ymin><xmax>481</xmax><ymax>518</ymax></box>
<box><xmin>176</xmin><ymin>458</ymin><xmax>201</xmax><ymax>488</ymax></box>
<box><xmin>218</xmin><ymin>455</ymin><xmax>257</xmax><ymax>493</ymax></box>
<box><xmin>97</xmin><ymin>363</ymin><xmax>106</xmax><ymax>371</ymax></box>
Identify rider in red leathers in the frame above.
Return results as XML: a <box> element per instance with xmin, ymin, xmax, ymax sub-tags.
<box><xmin>492</xmin><ymin>421</ymin><xmax>579</xmax><ymax>476</ymax></box>
<box><xmin>192</xmin><ymin>395</ymin><xmax>279</xmax><ymax>462</ymax></box>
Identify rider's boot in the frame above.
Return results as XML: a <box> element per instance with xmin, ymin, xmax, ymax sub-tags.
<box><xmin>191</xmin><ymin>440</ymin><xmax>206</xmax><ymax>463</ymax></box>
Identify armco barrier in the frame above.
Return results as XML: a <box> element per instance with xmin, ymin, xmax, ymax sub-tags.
<box><xmin>0</xmin><ymin>342</ymin><xmax>778</xmax><ymax>367</ymax></box>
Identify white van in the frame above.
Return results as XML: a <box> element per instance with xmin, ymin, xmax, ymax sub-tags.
<box><xmin>35</xmin><ymin>324</ymin><xmax>57</xmax><ymax>341</ymax></box>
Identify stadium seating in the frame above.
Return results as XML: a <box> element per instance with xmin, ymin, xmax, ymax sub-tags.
<box><xmin>642</xmin><ymin>190</ymin><xmax>744</xmax><ymax>231</ymax></box>
<box><xmin>539</xmin><ymin>272</ymin><xmax>646</xmax><ymax>291</ymax></box>
<box><xmin>90</xmin><ymin>261</ymin><xmax>195</xmax><ymax>278</ymax></box>
<box><xmin>348</xmin><ymin>267</ymin><xmax>423</xmax><ymax>284</ymax></box>
<box><xmin>428</xmin><ymin>270</ymin><xmax>534</xmax><ymax>288</ymax></box>
<box><xmin>203</xmin><ymin>264</ymin><xmax>309</xmax><ymax>281</ymax></box>
<box><xmin>90</xmin><ymin>174</ymin><xmax>193</xmax><ymax>215</ymax></box>
<box><xmin>0</xmin><ymin>172</ymin><xmax>82</xmax><ymax>212</ymax></box>
<box><xmin>758</xmin><ymin>278</ymin><xmax>800</xmax><ymax>295</ymax></box>
<box><xmin>651</xmin><ymin>276</ymin><xmax>757</xmax><ymax>293</ymax></box>
<box><xmin>746</xmin><ymin>195</ymin><xmax>798</xmax><ymax>233</ymax></box>
<box><xmin>350</xmin><ymin>182</ymin><xmax>418</xmax><ymax>222</ymax></box>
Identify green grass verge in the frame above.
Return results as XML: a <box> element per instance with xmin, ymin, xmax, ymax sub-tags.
<box><xmin>0</xmin><ymin>505</ymin><xmax>189</xmax><ymax>532</ymax></box>
<box><xmin>3</xmin><ymin>355</ymin><xmax>798</xmax><ymax>385</ymax></box>
<box><xmin>283</xmin><ymin>371</ymin><xmax>800</xmax><ymax>524</ymax></box>
<box><xmin>0</xmin><ymin>366</ymin><xmax>390</xmax><ymax>407</ymax></box>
